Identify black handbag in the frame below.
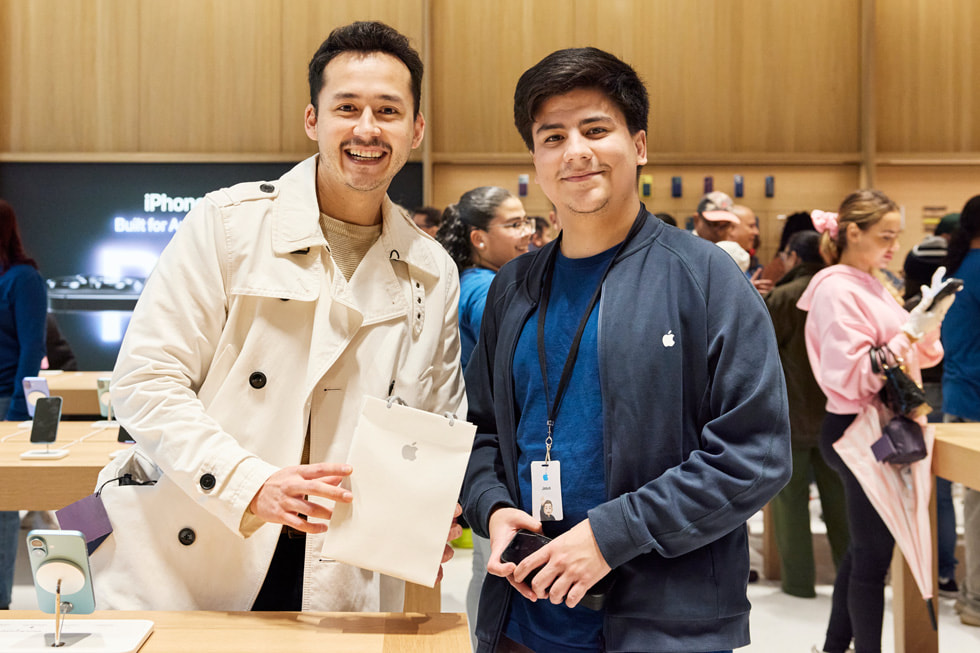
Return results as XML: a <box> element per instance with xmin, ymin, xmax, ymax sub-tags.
<box><xmin>869</xmin><ymin>346</ymin><xmax>929</xmax><ymax>464</ymax></box>
<box><xmin>870</xmin><ymin>346</ymin><xmax>931</xmax><ymax>419</ymax></box>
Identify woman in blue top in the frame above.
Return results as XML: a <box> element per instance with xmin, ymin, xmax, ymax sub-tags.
<box><xmin>435</xmin><ymin>186</ymin><xmax>531</xmax><ymax>646</ymax></box>
<box><xmin>941</xmin><ymin>194</ymin><xmax>980</xmax><ymax>627</ymax></box>
<box><xmin>436</xmin><ymin>186</ymin><xmax>532</xmax><ymax>369</ymax></box>
<box><xmin>0</xmin><ymin>199</ymin><xmax>48</xmax><ymax>610</ymax></box>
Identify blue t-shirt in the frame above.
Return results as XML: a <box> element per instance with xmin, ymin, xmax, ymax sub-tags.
<box><xmin>505</xmin><ymin>246</ymin><xmax>613</xmax><ymax>652</ymax></box>
<box><xmin>458</xmin><ymin>267</ymin><xmax>496</xmax><ymax>370</ymax></box>
<box><xmin>942</xmin><ymin>250</ymin><xmax>980</xmax><ymax>421</ymax></box>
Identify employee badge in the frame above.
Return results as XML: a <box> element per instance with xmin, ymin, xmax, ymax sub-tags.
<box><xmin>531</xmin><ymin>460</ymin><xmax>563</xmax><ymax>522</ymax></box>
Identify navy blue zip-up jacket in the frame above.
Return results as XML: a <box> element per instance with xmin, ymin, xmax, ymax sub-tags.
<box><xmin>461</xmin><ymin>208</ymin><xmax>791</xmax><ymax>652</ymax></box>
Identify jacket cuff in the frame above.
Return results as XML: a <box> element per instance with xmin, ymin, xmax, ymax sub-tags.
<box><xmin>475</xmin><ymin>486</ymin><xmax>516</xmax><ymax>537</ymax></box>
<box><xmin>225</xmin><ymin>457</ymin><xmax>279</xmax><ymax>535</ymax></box>
<box><xmin>587</xmin><ymin>497</ymin><xmax>641</xmax><ymax>570</ymax></box>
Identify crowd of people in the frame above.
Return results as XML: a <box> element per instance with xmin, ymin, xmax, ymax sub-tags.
<box><xmin>2</xmin><ymin>18</ymin><xmax>979</xmax><ymax>653</ymax></box>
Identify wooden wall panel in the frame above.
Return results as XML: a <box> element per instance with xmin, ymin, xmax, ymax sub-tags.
<box><xmin>433</xmin><ymin>163</ymin><xmax>859</xmax><ymax>267</ymax></box>
<box><xmin>430</xmin><ymin>0</ymin><xmax>860</xmax><ymax>156</ymax></box>
<box><xmin>138</xmin><ymin>0</ymin><xmax>283</xmax><ymax>153</ymax></box>
<box><xmin>0</xmin><ymin>0</ymin><xmax>139</xmax><ymax>152</ymax></box>
<box><xmin>877</xmin><ymin>0</ymin><xmax>980</xmax><ymax>153</ymax></box>
<box><xmin>279</xmin><ymin>0</ymin><xmax>424</xmax><ymax>154</ymax></box>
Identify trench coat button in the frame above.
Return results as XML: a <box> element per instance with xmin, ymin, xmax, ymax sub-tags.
<box><xmin>249</xmin><ymin>372</ymin><xmax>267</xmax><ymax>389</ymax></box>
<box><xmin>259</xmin><ymin>183</ymin><xmax>275</xmax><ymax>193</ymax></box>
<box><xmin>178</xmin><ymin>528</ymin><xmax>196</xmax><ymax>546</ymax></box>
<box><xmin>199</xmin><ymin>473</ymin><xmax>216</xmax><ymax>491</ymax></box>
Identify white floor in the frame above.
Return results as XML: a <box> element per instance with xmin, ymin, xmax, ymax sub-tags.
<box><xmin>8</xmin><ymin>509</ymin><xmax>980</xmax><ymax>652</ymax></box>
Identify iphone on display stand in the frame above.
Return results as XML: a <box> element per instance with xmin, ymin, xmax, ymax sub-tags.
<box><xmin>93</xmin><ymin>376</ymin><xmax>117</xmax><ymax>428</ymax></box>
<box><xmin>27</xmin><ymin>529</ymin><xmax>96</xmax><ymax>616</ymax></box>
<box><xmin>20</xmin><ymin>396</ymin><xmax>69</xmax><ymax>460</ymax></box>
<box><xmin>3</xmin><ymin>529</ymin><xmax>155</xmax><ymax>652</ymax></box>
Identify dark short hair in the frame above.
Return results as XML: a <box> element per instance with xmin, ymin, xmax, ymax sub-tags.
<box><xmin>513</xmin><ymin>47</ymin><xmax>649</xmax><ymax>151</ymax></box>
<box><xmin>786</xmin><ymin>230</ymin><xmax>822</xmax><ymax>265</ymax></box>
<box><xmin>308</xmin><ymin>21</ymin><xmax>423</xmax><ymax>116</ymax></box>
<box><xmin>778</xmin><ymin>212</ymin><xmax>816</xmax><ymax>252</ymax></box>
<box><xmin>412</xmin><ymin>206</ymin><xmax>442</xmax><ymax>229</ymax></box>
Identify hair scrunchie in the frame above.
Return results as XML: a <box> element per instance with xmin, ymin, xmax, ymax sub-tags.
<box><xmin>811</xmin><ymin>210</ymin><xmax>839</xmax><ymax>239</ymax></box>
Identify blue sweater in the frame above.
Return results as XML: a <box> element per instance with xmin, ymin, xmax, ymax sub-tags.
<box><xmin>461</xmin><ymin>208</ymin><xmax>791</xmax><ymax>653</ymax></box>
<box><xmin>0</xmin><ymin>264</ymin><xmax>47</xmax><ymax>420</ymax></box>
<box><xmin>458</xmin><ymin>267</ymin><xmax>496</xmax><ymax>370</ymax></box>
<box><xmin>942</xmin><ymin>249</ymin><xmax>980</xmax><ymax>421</ymax></box>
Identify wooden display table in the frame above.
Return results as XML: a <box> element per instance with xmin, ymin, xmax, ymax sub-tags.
<box><xmin>0</xmin><ymin>421</ymin><xmax>127</xmax><ymax>510</ymax></box>
<box><xmin>41</xmin><ymin>370</ymin><xmax>112</xmax><ymax>416</ymax></box>
<box><xmin>890</xmin><ymin>421</ymin><xmax>980</xmax><ymax>653</ymax></box>
<box><xmin>0</xmin><ymin>610</ymin><xmax>470</xmax><ymax>652</ymax></box>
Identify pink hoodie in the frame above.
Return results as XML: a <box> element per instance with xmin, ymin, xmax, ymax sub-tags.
<box><xmin>797</xmin><ymin>264</ymin><xmax>943</xmax><ymax>415</ymax></box>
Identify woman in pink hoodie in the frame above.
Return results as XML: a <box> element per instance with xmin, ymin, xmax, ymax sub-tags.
<box><xmin>798</xmin><ymin>189</ymin><xmax>950</xmax><ymax>653</ymax></box>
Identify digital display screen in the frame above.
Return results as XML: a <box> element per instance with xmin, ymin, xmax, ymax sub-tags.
<box><xmin>2</xmin><ymin>161</ymin><xmax>423</xmax><ymax>369</ymax></box>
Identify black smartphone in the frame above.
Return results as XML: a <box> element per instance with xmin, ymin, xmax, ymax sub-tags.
<box><xmin>500</xmin><ymin>528</ymin><xmax>614</xmax><ymax>611</ymax></box>
<box><xmin>923</xmin><ymin>278</ymin><xmax>963</xmax><ymax>312</ymax></box>
<box><xmin>30</xmin><ymin>396</ymin><xmax>63</xmax><ymax>444</ymax></box>
<box><xmin>500</xmin><ymin>529</ymin><xmax>551</xmax><ymax>583</ymax></box>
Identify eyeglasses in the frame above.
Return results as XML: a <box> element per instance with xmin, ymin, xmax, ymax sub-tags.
<box><xmin>487</xmin><ymin>217</ymin><xmax>534</xmax><ymax>236</ymax></box>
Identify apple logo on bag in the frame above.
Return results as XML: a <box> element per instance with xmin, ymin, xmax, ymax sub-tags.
<box><xmin>401</xmin><ymin>442</ymin><xmax>418</xmax><ymax>461</ymax></box>
<box><xmin>662</xmin><ymin>330</ymin><xmax>675</xmax><ymax>348</ymax></box>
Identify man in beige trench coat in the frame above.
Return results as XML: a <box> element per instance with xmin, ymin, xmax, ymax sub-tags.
<box><xmin>90</xmin><ymin>21</ymin><xmax>465</xmax><ymax>612</ymax></box>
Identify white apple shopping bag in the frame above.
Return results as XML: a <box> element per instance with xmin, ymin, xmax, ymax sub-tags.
<box><xmin>320</xmin><ymin>395</ymin><xmax>475</xmax><ymax>587</ymax></box>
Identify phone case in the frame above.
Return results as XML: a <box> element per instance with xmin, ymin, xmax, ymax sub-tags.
<box><xmin>97</xmin><ymin>377</ymin><xmax>112</xmax><ymax>418</ymax></box>
<box><xmin>22</xmin><ymin>376</ymin><xmax>49</xmax><ymax>419</ymax></box>
<box><xmin>924</xmin><ymin>278</ymin><xmax>963</xmax><ymax>312</ymax></box>
<box><xmin>26</xmin><ymin>529</ymin><xmax>96</xmax><ymax>614</ymax></box>
<box><xmin>501</xmin><ymin>530</ymin><xmax>551</xmax><ymax>583</ymax></box>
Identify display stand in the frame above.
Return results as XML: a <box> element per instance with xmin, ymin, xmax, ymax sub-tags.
<box><xmin>20</xmin><ymin>444</ymin><xmax>69</xmax><ymax>460</ymax></box>
<box><xmin>0</xmin><ymin>619</ymin><xmax>154</xmax><ymax>652</ymax></box>
<box><xmin>91</xmin><ymin>400</ymin><xmax>117</xmax><ymax>430</ymax></box>
<box><xmin>0</xmin><ymin>551</ymin><xmax>153</xmax><ymax>652</ymax></box>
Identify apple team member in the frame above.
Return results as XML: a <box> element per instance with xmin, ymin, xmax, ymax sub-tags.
<box><xmin>91</xmin><ymin>21</ymin><xmax>465</xmax><ymax>612</ymax></box>
<box><xmin>435</xmin><ymin>185</ymin><xmax>531</xmax><ymax>645</ymax></box>
<box><xmin>0</xmin><ymin>199</ymin><xmax>48</xmax><ymax>611</ymax></box>
<box><xmin>435</xmin><ymin>186</ymin><xmax>533</xmax><ymax>369</ymax></box>
<box><xmin>461</xmin><ymin>47</ymin><xmax>791</xmax><ymax>652</ymax></box>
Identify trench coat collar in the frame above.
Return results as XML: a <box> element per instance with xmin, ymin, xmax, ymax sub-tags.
<box><xmin>272</xmin><ymin>155</ymin><xmax>441</xmax><ymax>282</ymax></box>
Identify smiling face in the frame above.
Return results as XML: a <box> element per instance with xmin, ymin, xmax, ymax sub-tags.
<box><xmin>470</xmin><ymin>196</ymin><xmax>531</xmax><ymax>272</ymax></box>
<box><xmin>530</xmin><ymin>88</ymin><xmax>647</xmax><ymax>224</ymax></box>
<box><xmin>305</xmin><ymin>51</ymin><xmax>424</xmax><ymax>219</ymax></box>
<box><xmin>842</xmin><ymin>210</ymin><xmax>903</xmax><ymax>274</ymax></box>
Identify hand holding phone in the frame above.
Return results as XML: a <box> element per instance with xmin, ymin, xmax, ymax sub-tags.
<box><xmin>500</xmin><ymin>528</ymin><xmax>614</xmax><ymax>610</ymax></box>
<box><xmin>500</xmin><ymin>529</ymin><xmax>551</xmax><ymax>584</ymax></box>
<box><xmin>922</xmin><ymin>277</ymin><xmax>963</xmax><ymax>313</ymax></box>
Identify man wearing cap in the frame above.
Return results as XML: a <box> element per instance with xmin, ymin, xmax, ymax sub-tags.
<box><xmin>693</xmin><ymin>191</ymin><xmax>751</xmax><ymax>273</ymax></box>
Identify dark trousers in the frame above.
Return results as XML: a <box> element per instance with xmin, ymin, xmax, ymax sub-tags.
<box><xmin>819</xmin><ymin>413</ymin><xmax>895</xmax><ymax>653</ymax></box>
<box><xmin>251</xmin><ymin>529</ymin><xmax>305</xmax><ymax>611</ymax></box>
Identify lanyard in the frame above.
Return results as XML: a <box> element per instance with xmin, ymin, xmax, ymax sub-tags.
<box><xmin>535</xmin><ymin>211</ymin><xmax>646</xmax><ymax>461</ymax></box>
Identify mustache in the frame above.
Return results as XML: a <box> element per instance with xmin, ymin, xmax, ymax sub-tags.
<box><xmin>342</xmin><ymin>138</ymin><xmax>391</xmax><ymax>153</ymax></box>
